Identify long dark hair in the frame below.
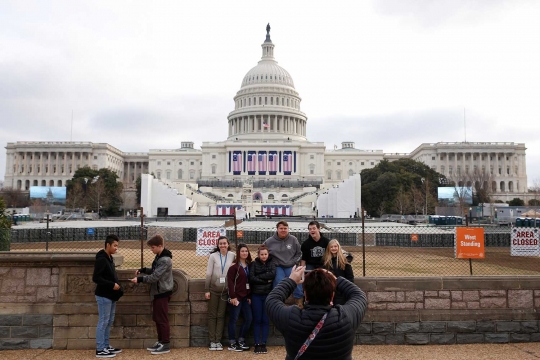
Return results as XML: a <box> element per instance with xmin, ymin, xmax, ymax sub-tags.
<box><xmin>211</xmin><ymin>236</ymin><xmax>230</xmax><ymax>254</ymax></box>
<box><xmin>233</xmin><ymin>243</ymin><xmax>252</xmax><ymax>265</ymax></box>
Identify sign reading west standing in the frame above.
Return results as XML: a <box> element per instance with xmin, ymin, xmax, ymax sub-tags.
<box><xmin>511</xmin><ymin>228</ymin><xmax>540</xmax><ymax>256</ymax></box>
<box><xmin>196</xmin><ymin>227</ymin><xmax>226</xmax><ymax>256</ymax></box>
<box><xmin>455</xmin><ymin>227</ymin><xmax>485</xmax><ymax>259</ymax></box>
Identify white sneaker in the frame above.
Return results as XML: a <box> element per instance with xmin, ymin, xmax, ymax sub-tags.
<box><xmin>215</xmin><ymin>342</ymin><xmax>223</xmax><ymax>351</ymax></box>
<box><xmin>209</xmin><ymin>342</ymin><xmax>217</xmax><ymax>351</ymax></box>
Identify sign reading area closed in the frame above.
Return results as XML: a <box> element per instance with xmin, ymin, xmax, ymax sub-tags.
<box><xmin>455</xmin><ymin>227</ymin><xmax>485</xmax><ymax>259</ymax></box>
<box><xmin>511</xmin><ymin>228</ymin><xmax>540</xmax><ymax>256</ymax></box>
<box><xmin>196</xmin><ymin>227</ymin><xmax>226</xmax><ymax>256</ymax></box>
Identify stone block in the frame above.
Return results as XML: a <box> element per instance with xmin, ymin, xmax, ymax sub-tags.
<box><xmin>189</xmin><ymin>292</ymin><xmax>207</xmax><ymax>301</ymax></box>
<box><xmin>485</xmin><ymin>333</ymin><xmax>509</xmax><ymax>343</ymax></box>
<box><xmin>415</xmin><ymin>302</ymin><xmax>423</xmax><ymax>309</ymax></box>
<box><xmin>387</xmin><ymin>303</ymin><xmax>415</xmax><ymax>310</ymax></box>
<box><xmin>39</xmin><ymin>326</ymin><xmax>53</xmax><ymax>338</ymax></box>
<box><xmin>24</xmin><ymin>287</ymin><xmax>36</xmax><ymax>295</ymax></box>
<box><xmin>480</xmin><ymin>298</ymin><xmax>507</xmax><ymax>309</ymax></box>
<box><xmin>170</xmin><ymin>326</ymin><xmax>189</xmax><ymax>339</ymax></box>
<box><xmin>266</xmin><ymin>337</ymin><xmax>285</xmax><ymax>346</ymax></box>
<box><xmin>497</xmin><ymin>321</ymin><xmax>520</xmax><ymax>332</ymax></box>
<box><xmin>385</xmin><ymin>334</ymin><xmax>405</xmax><ymax>345</ymax></box>
<box><xmin>462</xmin><ymin>291</ymin><xmax>479</xmax><ymax>301</ymax></box>
<box><xmin>136</xmin><ymin>315</ymin><xmax>155</xmax><ymax>326</ymax></box>
<box><xmin>531</xmin><ymin>333</ymin><xmax>540</xmax><ymax>342</ymax></box>
<box><xmin>405</xmin><ymin>333</ymin><xmax>429</xmax><ymax>345</ymax></box>
<box><xmin>425</xmin><ymin>299</ymin><xmax>451</xmax><ymax>309</ymax></box>
<box><xmin>396</xmin><ymin>292</ymin><xmax>405</xmax><ymax>302</ymax></box>
<box><xmin>535</xmin><ymin>298</ymin><xmax>540</xmax><ymax>308</ymax></box>
<box><xmin>358</xmin><ymin>335</ymin><xmax>386</xmax><ymax>345</ymax></box>
<box><xmin>405</xmin><ymin>291</ymin><xmax>424</xmax><ymax>302</ymax></box>
<box><xmin>0</xmin><ymin>339</ymin><xmax>28</xmax><ymax>350</ymax></box>
<box><xmin>0</xmin><ymin>327</ymin><xmax>9</xmax><ymax>338</ymax></box>
<box><xmin>0</xmin><ymin>267</ymin><xmax>10</xmax><ymax>275</ymax></box>
<box><xmin>24</xmin><ymin>315</ymin><xmax>53</xmax><ymax>326</ymax></box>
<box><xmin>395</xmin><ymin>322</ymin><xmax>419</xmax><ymax>333</ymax></box>
<box><xmin>1</xmin><ymin>278</ymin><xmax>25</xmax><ymax>294</ymax></box>
<box><xmin>521</xmin><ymin>321</ymin><xmax>539</xmax><ymax>333</ymax></box>
<box><xmin>451</xmin><ymin>302</ymin><xmax>467</xmax><ymax>309</ymax></box>
<box><xmin>170</xmin><ymin>339</ymin><xmax>189</xmax><ymax>348</ymax></box>
<box><xmin>17</xmin><ymin>295</ymin><xmax>37</xmax><ymax>302</ymax></box>
<box><xmin>123</xmin><ymin>326</ymin><xmax>157</xmax><ymax>339</ymax></box>
<box><xmin>372</xmin><ymin>322</ymin><xmax>394</xmax><ymax>334</ymax></box>
<box><xmin>368</xmin><ymin>303</ymin><xmax>387</xmax><ymax>310</ymax></box>
<box><xmin>424</xmin><ymin>291</ymin><xmax>438</xmax><ymax>297</ymax></box>
<box><xmin>68</xmin><ymin>314</ymin><xmax>99</xmax><ymax>327</ymax></box>
<box><xmin>190</xmin><ymin>301</ymin><xmax>208</xmax><ymax>313</ymax></box>
<box><xmin>54</xmin><ymin>326</ymin><xmax>89</xmax><ymax>339</ymax></box>
<box><xmin>456</xmin><ymin>333</ymin><xmax>484</xmax><ymax>344</ymax></box>
<box><xmin>419</xmin><ymin>322</ymin><xmax>446</xmax><ymax>333</ymax></box>
<box><xmin>480</xmin><ymin>290</ymin><xmax>506</xmax><ymax>298</ymax></box>
<box><xmin>476</xmin><ymin>321</ymin><xmax>496</xmax><ymax>332</ymax></box>
<box><xmin>467</xmin><ymin>302</ymin><xmax>480</xmax><ymax>309</ymax></box>
<box><xmin>0</xmin><ymin>295</ymin><xmax>18</xmax><ymax>302</ymax></box>
<box><xmin>11</xmin><ymin>326</ymin><xmax>39</xmax><ymax>338</ymax></box>
<box><xmin>508</xmin><ymin>290</ymin><xmax>533</xmax><ymax>309</ymax></box>
<box><xmin>11</xmin><ymin>268</ymin><xmax>25</xmax><ymax>278</ymax></box>
<box><xmin>357</xmin><ymin>322</ymin><xmax>372</xmax><ymax>334</ymax></box>
<box><xmin>36</xmin><ymin>287</ymin><xmax>57</xmax><ymax>303</ymax></box>
<box><xmin>510</xmin><ymin>333</ymin><xmax>531</xmax><ymax>343</ymax></box>
<box><xmin>66</xmin><ymin>339</ymin><xmax>96</xmax><ymax>350</ymax></box>
<box><xmin>29</xmin><ymin>339</ymin><xmax>52</xmax><ymax>349</ymax></box>
<box><xmin>368</xmin><ymin>292</ymin><xmax>396</xmax><ymax>303</ymax></box>
<box><xmin>430</xmin><ymin>333</ymin><xmax>456</xmax><ymax>345</ymax></box>
<box><xmin>52</xmin><ymin>268</ymin><xmax>59</xmax><ymax>275</ymax></box>
<box><xmin>52</xmin><ymin>338</ymin><xmax>67</xmax><ymax>350</ymax></box>
<box><xmin>447</xmin><ymin>321</ymin><xmax>476</xmax><ymax>333</ymax></box>
<box><xmin>113</xmin><ymin>314</ymin><xmax>136</xmax><ymax>327</ymax></box>
<box><xmin>26</xmin><ymin>268</ymin><xmax>51</xmax><ymax>286</ymax></box>
<box><xmin>0</xmin><ymin>315</ymin><xmax>22</xmax><ymax>326</ymax></box>
<box><xmin>53</xmin><ymin>315</ymin><xmax>69</xmax><ymax>327</ymax></box>
<box><xmin>438</xmin><ymin>291</ymin><xmax>450</xmax><ymax>299</ymax></box>
<box><xmin>51</xmin><ymin>275</ymin><xmax>59</xmax><ymax>286</ymax></box>
<box><xmin>451</xmin><ymin>291</ymin><xmax>463</xmax><ymax>301</ymax></box>
<box><xmin>173</xmin><ymin>313</ymin><xmax>190</xmax><ymax>326</ymax></box>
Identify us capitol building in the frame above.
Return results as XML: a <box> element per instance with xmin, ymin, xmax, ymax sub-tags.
<box><xmin>3</xmin><ymin>26</ymin><xmax>528</xmax><ymax>215</ymax></box>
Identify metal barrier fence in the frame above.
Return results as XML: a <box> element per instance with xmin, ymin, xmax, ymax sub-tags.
<box><xmin>5</xmin><ymin>225</ymin><xmax>540</xmax><ymax>278</ymax></box>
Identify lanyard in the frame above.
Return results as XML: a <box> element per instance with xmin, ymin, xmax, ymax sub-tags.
<box><xmin>219</xmin><ymin>253</ymin><xmax>228</xmax><ymax>275</ymax></box>
<box><xmin>241</xmin><ymin>263</ymin><xmax>249</xmax><ymax>277</ymax></box>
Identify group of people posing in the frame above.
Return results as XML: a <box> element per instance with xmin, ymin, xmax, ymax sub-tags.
<box><xmin>204</xmin><ymin>220</ymin><xmax>356</xmax><ymax>355</ymax></box>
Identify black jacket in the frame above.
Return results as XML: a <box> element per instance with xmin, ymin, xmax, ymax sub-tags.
<box><xmin>328</xmin><ymin>257</ymin><xmax>354</xmax><ymax>305</ymax></box>
<box><xmin>266</xmin><ymin>277</ymin><xmax>367</xmax><ymax>360</ymax></box>
<box><xmin>93</xmin><ymin>249</ymin><xmax>123</xmax><ymax>301</ymax></box>
<box><xmin>249</xmin><ymin>255</ymin><xmax>277</xmax><ymax>295</ymax></box>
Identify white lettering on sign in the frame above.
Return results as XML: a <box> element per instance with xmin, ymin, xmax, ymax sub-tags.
<box><xmin>460</xmin><ymin>241</ymin><xmax>481</xmax><ymax>248</ymax></box>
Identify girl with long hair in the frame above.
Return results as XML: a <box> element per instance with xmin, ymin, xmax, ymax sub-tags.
<box><xmin>248</xmin><ymin>244</ymin><xmax>276</xmax><ymax>354</ymax></box>
<box><xmin>322</xmin><ymin>239</ymin><xmax>354</xmax><ymax>305</ymax></box>
<box><xmin>204</xmin><ymin>236</ymin><xmax>235</xmax><ymax>351</ymax></box>
<box><xmin>226</xmin><ymin>243</ymin><xmax>253</xmax><ymax>352</ymax></box>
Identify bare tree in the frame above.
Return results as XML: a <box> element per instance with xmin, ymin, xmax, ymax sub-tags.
<box><xmin>377</xmin><ymin>201</ymin><xmax>387</xmax><ymax>218</ymax></box>
<box><xmin>529</xmin><ymin>177</ymin><xmax>540</xmax><ymax>207</ymax></box>
<box><xmin>411</xmin><ymin>187</ymin><xmax>425</xmax><ymax>215</ymax></box>
<box><xmin>87</xmin><ymin>178</ymin><xmax>108</xmax><ymax>212</ymax></box>
<box><xmin>394</xmin><ymin>186</ymin><xmax>411</xmax><ymax>214</ymax></box>
<box><xmin>66</xmin><ymin>182</ymin><xmax>86</xmax><ymax>210</ymax></box>
<box><xmin>0</xmin><ymin>187</ymin><xmax>30</xmax><ymax>208</ymax></box>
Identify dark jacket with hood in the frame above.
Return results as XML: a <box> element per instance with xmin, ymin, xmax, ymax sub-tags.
<box><xmin>263</xmin><ymin>233</ymin><xmax>302</xmax><ymax>268</ymax></box>
<box><xmin>327</xmin><ymin>257</ymin><xmax>354</xmax><ymax>305</ymax></box>
<box><xmin>249</xmin><ymin>255</ymin><xmax>277</xmax><ymax>295</ymax></box>
<box><xmin>266</xmin><ymin>277</ymin><xmax>367</xmax><ymax>360</ymax></box>
<box><xmin>93</xmin><ymin>249</ymin><xmax>124</xmax><ymax>301</ymax></box>
<box><xmin>137</xmin><ymin>248</ymin><xmax>174</xmax><ymax>300</ymax></box>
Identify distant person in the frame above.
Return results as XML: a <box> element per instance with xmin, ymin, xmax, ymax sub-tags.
<box><xmin>301</xmin><ymin>221</ymin><xmax>330</xmax><ymax>270</ymax></box>
<box><xmin>130</xmin><ymin>235</ymin><xmax>173</xmax><ymax>355</ymax></box>
<box><xmin>322</xmin><ymin>239</ymin><xmax>354</xmax><ymax>305</ymax></box>
<box><xmin>227</xmin><ymin>244</ymin><xmax>253</xmax><ymax>352</ymax></box>
<box><xmin>248</xmin><ymin>244</ymin><xmax>276</xmax><ymax>354</ymax></box>
<box><xmin>266</xmin><ymin>266</ymin><xmax>367</xmax><ymax>360</ymax></box>
<box><xmin>263</xmin><ymin>221</ymin><xmax>303</xmax><ymax>307</ymax></box>
<box><xmin>205</xmin><ymin>236</ymin><xmax>235</xmax><ymax>351</ymax></box>
<box><xmin>93</xmin><ymin>234</ymin><xmax>124</xmax><ymax>358</ymax></box>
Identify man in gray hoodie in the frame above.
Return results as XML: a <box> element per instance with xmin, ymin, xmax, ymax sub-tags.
<box><xmin>263</xmin><ymin>221</ymin><xmax>303</xmax><ymax>306</ymax></box>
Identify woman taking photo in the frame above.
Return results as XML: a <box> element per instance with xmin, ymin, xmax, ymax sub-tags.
<box><xmin>227</xmin><ymin>243</ymin><xmax>253</xmax><ymax>352</ymax></box>
<box><xmin>205</xmin><ymin>236</ymin><xmax>235</xmax><ymax>351</ymax></box>
<box><xmin>322</xmin><ymin>239</ymin><xmax>354</xmax><ymax>305</ymax></box>
<box><xmin>248</xmin><ymin>244</ymin><xmax>276</xmax><ymax>354</ymax></box>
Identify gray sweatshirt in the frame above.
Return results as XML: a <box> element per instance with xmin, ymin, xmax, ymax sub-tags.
<box><xmin>263</xmin><ymin>233</ymin><xmax>302</xmax><ymax>268</ymax></box>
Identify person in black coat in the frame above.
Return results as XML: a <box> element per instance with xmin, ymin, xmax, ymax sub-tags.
<box><xmin>248</xmin><ymin>245</ymin><xmax>277</xmax><ymax>354</ymax></box>
<box><xmin>322</xmin><ymin>239</ymin><xmax>354</xmax><ymax>305</ymax></box>
<box><xmin>266</xmin><ymin>266</ymin><xmax>367</xmax><ymax>360</ymax></box>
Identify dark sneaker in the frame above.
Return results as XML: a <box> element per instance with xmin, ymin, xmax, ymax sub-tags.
<box><xmin>151</xmin><ymin>342</ymin><xmax>170</xmax><ymax>355</ymax></box>
<box><xmin>96</xmin><ymin>349</ymin><xmax>116</xmax><ymax>358</ymax></box>
<box><xmin>238</xmin><ymin>341</ymin><xmax>250</xmax><ymax>351</ymax></box>
<box><xmin>254</xmin><ymin>344</ymin><xmax>261</xmax><ymax>354</ymax></box>
<box><xmin>147</xmin><ymin>342</ymin><xmax>161</xmax><ymax>351</ymax></box>
<box><xmin>261</xmin><ymin>344</ymin><xmax>268</xmax><ymax>354</ymax></box>
<box><xmin>228</xmin><ymin>342</ymin><xmax>243</xmax><ymax>352</ymax></box>
<box><xmin>107</xmin><ymin>346</ymin><xmax>122</xmax><ymax>354</ymax></box>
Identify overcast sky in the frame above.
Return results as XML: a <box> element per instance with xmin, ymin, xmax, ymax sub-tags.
<box><xmin>1</xmin><ymin>0</ymin><xmax>539</xmax><ymax>185</ymax></box>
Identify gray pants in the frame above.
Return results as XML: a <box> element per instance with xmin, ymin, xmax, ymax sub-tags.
<box><xmin>207</xmin><ymin>290</ymin><xmax>227</xmax><ymax>343</ymax></box>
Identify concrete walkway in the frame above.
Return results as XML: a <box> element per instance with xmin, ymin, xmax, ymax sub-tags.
<box><xmin>2</xmin><ymin>344</ymin><xmax>540</xmax><ymax>359</ymax></box>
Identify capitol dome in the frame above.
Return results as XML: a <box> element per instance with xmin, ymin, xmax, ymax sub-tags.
<box><xmin>227</xmin><ymin>24</ymin><xmax>307</xmax><ymax>142</ymax></box>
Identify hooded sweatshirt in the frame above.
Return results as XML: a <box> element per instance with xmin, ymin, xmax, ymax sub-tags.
<box><xmin>137</xmin><ymin>248</ymin><xmax>174</xmax><ymax>300</ymax></box>
<box><xmin>264</xmin><ymin>233</ymin><xmax>302</xmax><ymax>268</ymax></box>
<box><xmin>93</xmin><ymin>249</ymin><xmax>123</xmax><ymax>301</ymax></box>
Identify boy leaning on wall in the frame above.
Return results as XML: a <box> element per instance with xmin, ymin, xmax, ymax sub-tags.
<box><xmin>130</xmin><ymin>235</ymin><xmax>174</xmax><ymax>355</ymax></box>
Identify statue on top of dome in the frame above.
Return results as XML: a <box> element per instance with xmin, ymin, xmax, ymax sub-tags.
<box><xmin>266</xmin><ymin>23</ymin><xmax>271</xmax><ymax>35</ymax></box>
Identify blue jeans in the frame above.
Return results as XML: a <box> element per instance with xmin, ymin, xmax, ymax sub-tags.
<box><xmin>251</xmin><ymin>294</ymin><xmax>269</xmax><ymax>344</ymax></box>
<box><xmin>273</xmin><ymin>266</ymin><xmax>304</xmax><ymax>299</ymax></box>
<box><xmin>228</xmin><ymin>298</ymin><xmax>252</xmax><ymax>343</ymax></box>
<box><xmin>95</xmin><ymin>295</ymin><xmax>116</xmax><ymax>350</ymax></box>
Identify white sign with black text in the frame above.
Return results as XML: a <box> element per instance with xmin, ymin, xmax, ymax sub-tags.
<box><xmin>511</xmin><ymin>227</ymin><xmax>540</xmax><ymax>256</ymax></box>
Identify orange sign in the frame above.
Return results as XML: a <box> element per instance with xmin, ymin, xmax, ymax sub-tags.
<box><xmin>455</xmin><ymin>227</ymin><xmax>485</xmax><ymax>259</ymax></box>
<box><xmin>236</xmin><ymin>230</ymin><xmax>244</xmax><ymax>238</ymax></box>
<box><xmin>411</xmin><ymin>234</ymin><xmax>419</xmax><ymax>242</ymax></box>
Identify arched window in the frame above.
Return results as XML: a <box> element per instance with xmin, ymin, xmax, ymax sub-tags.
<box><xmin>57</xmin><ymin>180</ymin><xmax>62</xmax><ymax>187</ymax></box>
<box><xmin>327</xmin><ymin>171</ymin><xmax>332</xmax><ymax>180</ymax></box>
<box><xmin>309</xmin><ymin>164</ymin><xmax>315</xmax><ymax>175</ymax></box>
<box><xmin>268</xmin><ymin>194</ymin><xmax>275</xmax><ymax>200</ymax></box>
<box><xmin>166</xmin><ymin>171</ymin><xmax>171</xmax><ymax>180</ymax></box>
<box><xmin>211</xmin><ymin>165</ymin><xmax>216</xmax><ymax>174</ymax></box>
<box><xmin>509</xmin><ymin>181</ymin><xmax>514</xmax><ymax>192</ymax></box>
<box><xmin>49</xmin><ymin>180</ymin><xmax>54</xmax><ymax>186</ymax></box>
<box><xmin>348</xmin><ymin>169</ymin><xmax>354</xmax><ymax>177</ymax></box>
<box><xmin>500</xmin><ymin>181</ymin><xmax>505</xmax><ymax>192</ymax></box>
<box><xmin>282</xmin><ymin>194</ymin><xmax>288</xmax><ymax>197</ymax></box>
<box><xmin>41</xmin><ymin>180</ymin><xmax>46</xmax><ymax>186</ymax></box>
<box><xmin>17</xmin><ymin>180</ymin><xmax>22</xmax><ymax>189</ymax></box>
<box><xmin>492</xmin><ymin>181</ymin><xmax>497</xmax><ymax>192</ymax></box>
<box><xmin>178</xmin><ymin>169</ymin><xmax>183</xmax><ymax>179</ymax></box>
<box><xmin>157</xmin><ymin>172</ymin><xmax>161</xmax><ymax>179</ymax></box>
<box><xmin>337</xmin><ymin>171</ymin><xmax>342</xmax><ymax>180</ymax></box>
<box><xmin>228</xmin><ymin>194</ymin><xmax>234</xmax><ymax>197</ymax></box>
<box><xmin>189</xmin><ymin>170</ymin><xmax>195</xmax><ymax>180</ymax></box>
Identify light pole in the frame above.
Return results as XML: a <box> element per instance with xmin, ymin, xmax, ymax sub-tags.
<box><xmin>91</xmin><ymin>175</ymin><xmax>100</xmax><ymax>217</ymax></box>
<box><xmin>421</xmin><ymin>177</ymin><xmax>428</xmax><ymax>215</ymax></box>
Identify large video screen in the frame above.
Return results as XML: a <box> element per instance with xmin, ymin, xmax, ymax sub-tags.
<box><xmin>30</xmin><ymin>186</ymin><xmax>67</xmax><ymax>205</ymax></box>
<box><xmin>438</xmin><ymin>187</ymin><xmax>473</xmax><ymax>206</ymax></box>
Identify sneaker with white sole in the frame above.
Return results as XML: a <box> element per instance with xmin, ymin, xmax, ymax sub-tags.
<box><xmin>215</xmin><ymin>342</ymin><xmax>223</xmax><ymax>351</ymax></box>
<box><xmin>151</xmin><ymin>342</ymin><xmax>170</xmax><ymax>355</ymax></box>
<box><xmin>96</xmin><ymin>349</ymin><xmax>116</xmax><ymax>358</ymax></box>
<box><xmin>147</xmin><ymin>342</ymin><xmax>161</xmax><ymax>351</ymax></box>
<box><xmin>228</xmin><ymin>342</ymin><xmax>243</xmax><ymax>352</ymax></box>
<box><xmin>106</xmin><ymin>346</ymin><xmax>122</xmax><ymax>354</ymax></box>
<box><xmin>209</xmin><ymin>342</ymin><xmax>217</xmax><ymax>351</ymax></box>
<box><xmin>238</xmin><ymin>341</ymin><xmax>250</xmax><ymax>351</ymax></box>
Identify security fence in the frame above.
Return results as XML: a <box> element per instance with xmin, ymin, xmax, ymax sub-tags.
<box><xmin>4</xmin><ymin>224</ymin><xmax>540</xmax><ymax>278</ymax></box>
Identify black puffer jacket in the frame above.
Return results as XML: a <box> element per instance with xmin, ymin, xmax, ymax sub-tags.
<box><xmin>266</xmin><ymin>277</ymin><xmax>367</xmax><ymax>360</ymax></box>
<box><xmin>327</xmin><ymin>257</ymin><xmax>354</xmax><ymax>305</ymax></box>
<box><xmin>248</xmin><ymin>255</ymin><xmax>277</xmax><ymax>295</ymax></box>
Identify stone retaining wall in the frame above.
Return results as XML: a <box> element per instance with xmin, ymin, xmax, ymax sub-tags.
<box><xmin>2</xmin><ymin>252</ymin><xmax>540</xmax><ymax>350</ymax></box>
